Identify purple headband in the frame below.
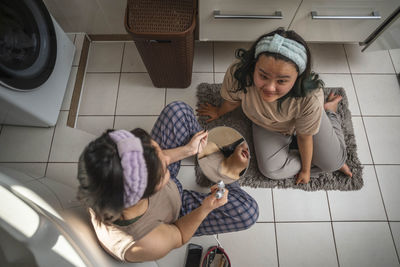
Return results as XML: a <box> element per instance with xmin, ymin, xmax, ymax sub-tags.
<box><xmin>109</xmin><ymin>130</ymin><xmax>148</xmax><ymax>208</ymax></box>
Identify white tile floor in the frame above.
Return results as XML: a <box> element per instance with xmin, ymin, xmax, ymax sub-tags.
<box><xmin>1</xmin><ymin>34</ymin><xmax>400</xmax><ymax>266</ymax></box>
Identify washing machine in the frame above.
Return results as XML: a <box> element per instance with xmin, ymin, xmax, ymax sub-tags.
<box><xmin>0</xmin><ymin>0</ymin><xmax>75</xmax><ymax>127</ymax></box>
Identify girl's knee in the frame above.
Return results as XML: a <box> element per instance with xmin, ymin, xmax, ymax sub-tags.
<box><xmin>163</xmin><ymin>101</ymin><xmax>196</xmax><ymax>122</ymax></box>
<box><xmin>241</xmin><ymin>198</ymin><xmax>259</xmax><ymax>229</ymax></box>
<box><xmin>315</xmin><ymin>152</ymin><xmax>347</xmax><ymax>172</ymax></box>
<box><xmin>165</xmin><ymin>101</ymin><xmax>193</xmax><ymax>114</ymax></box>
<box><xmin>231</xmin><ymin>193</ymin><xmax>259</xmax><ymax>229</ymax></box>
<box><xmin>257</xmin><ymin>163</ymin><xmax>283</xmax><ymax>180</ymax></box>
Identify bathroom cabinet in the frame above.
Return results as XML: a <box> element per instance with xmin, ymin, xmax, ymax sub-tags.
<box><xmin>199</xmin><ymin>0</ymin><xmax>399</xmax><ymax>42</ymax></box>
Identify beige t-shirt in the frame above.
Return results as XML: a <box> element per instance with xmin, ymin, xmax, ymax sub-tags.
<box><xmin>89</xmin><ymin>179</ymin><xmax>182</xmax><ymax>261</ymax></box>
<box><xmin>220</xmin><ymin>63</ymin><xmax>324</xmax><ymax>136</ymax></box>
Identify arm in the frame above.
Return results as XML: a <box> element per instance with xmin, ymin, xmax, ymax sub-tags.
<box><xmin>197</xmin><ymin>100</ymin><xmax>241</xmax><ymax>123</ymax></box>
<box><xmin>175</xmin><ymin>185</ymin><xmax>228</xmax><ymax>244</ymax></box>
<box><xmin>163</xmin><ymin>130</ymin><xmax>209</xmax><ymax>165</ymax></box>
<box><xmin>124</xmin><ymin>186</ymin><xmax>228</xmax><ymax>262</ymax></box>
<box><xmin>296</xmin><ymin>134</ymin><xmax>313</xmax><ymax>184</ymax></box>
<box><xmin>198</xmin><ymin>142</ymin><xmax>219</xmax><ymax>159</ymax></box>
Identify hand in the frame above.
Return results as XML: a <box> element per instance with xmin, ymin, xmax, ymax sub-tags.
<box><xmin>201</xmin><ymin>185</ymin><xmax>229</xmax><ymax>212</ymax></box>
<box><xmin>296</xmin><ymin>170</ymin><xmax>311</xmax><ymax>185</ymax></box>
<box><xmin>186</xmin><ymin>130</ymin><xmax>208</xmax><ymax>156</ymax></box>
<box><xmin>196</xmin><ymin>103</ymin><xmax>220</xmax><ymax>123</ymax></box>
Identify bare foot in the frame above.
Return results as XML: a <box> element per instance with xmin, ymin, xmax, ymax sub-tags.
<box><xmin>324</xmin><ymin>92</ymin><xmax>343</xmax><ymax>113</ymax></box>
<box><xmin>339</xmin><ymin>163</ymin><xmax>353</xmax><ymax>178</ymax></box>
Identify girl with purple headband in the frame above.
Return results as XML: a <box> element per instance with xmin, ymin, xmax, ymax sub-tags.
<box><xmin>77</xmin><ymin>101</ymin><xmax>259</xmax><ymax>262</ymax></box>
<box><xmin>197</xmin><ymin>28</ymin><xmax>352</xmax><ymax>184</ymax></box>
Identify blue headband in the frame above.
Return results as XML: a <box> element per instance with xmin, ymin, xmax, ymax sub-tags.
<box><xmin>254</xmin><ymin>34</ymin><xmax>307</xmax><ymax>74</ymax></box>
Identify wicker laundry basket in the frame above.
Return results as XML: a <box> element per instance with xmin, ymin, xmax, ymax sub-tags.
<box><xmin>125</xmin><ymin>0</ymin><xmax>196</xmax><ymax>88</ymax></box>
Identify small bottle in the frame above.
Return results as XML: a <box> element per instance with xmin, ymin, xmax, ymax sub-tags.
<box><xmin>215</xmin><ymin>180</ymin><xmax>225</xmax><ymax>199</ymax></box>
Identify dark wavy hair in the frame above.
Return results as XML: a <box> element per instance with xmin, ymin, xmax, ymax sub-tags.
<box><xmin>232</xmin><ymin>28</ymin><xmax>323</xmax><ymax>110</ymax></box>
<box><xmin>77</xmin><ymin>128</ymin><xmax>163</xmax><ymax>223</ymax></box>
<box><xmin>219</xmin><ymin>138</ymin><xmax>247</xmax><ymax>176</ymax></box>
<box><xmin>219</xmin><ymin>138</ymin><xmax>245</xmax><ymax>158</ymax></box>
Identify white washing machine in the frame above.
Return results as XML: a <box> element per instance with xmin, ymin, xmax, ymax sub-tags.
<box><xmin>0</xmin><ymin>0</ymin><xmax>75</xmax><ymax>127</ymax></box>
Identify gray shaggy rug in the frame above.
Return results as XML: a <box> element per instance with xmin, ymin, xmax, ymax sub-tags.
<box><xmin>195</xmin><ymin>83</ymin><xmax>363</xmax><ymax>191</ymax></box>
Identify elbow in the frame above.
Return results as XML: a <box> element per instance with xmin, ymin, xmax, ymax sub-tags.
<box><xmin>172</xmin><ymin>224</ymin><xmax>187</xmax><ymax>249</ymax></box>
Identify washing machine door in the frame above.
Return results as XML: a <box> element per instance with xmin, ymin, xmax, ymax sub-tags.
<box><xmin>0</xmin><ymin>0</ymin><xmax>57</xmax><ymax>91</ymax></box>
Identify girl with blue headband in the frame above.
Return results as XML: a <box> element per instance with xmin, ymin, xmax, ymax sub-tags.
<box><xmin>197</xmin><ymin>29</ymin><xmax>352</xmax><ymax>184</ymax></box>
<box><xmin>77</xmin><ymin>101</ymin><xmax>258</xmax><ymax>262</ymax></box>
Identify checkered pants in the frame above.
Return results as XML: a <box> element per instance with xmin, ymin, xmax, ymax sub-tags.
<box><xmin>151</xmin><ymin>101</ymin><xmax>259</xmax><ymax>236</ymax></box>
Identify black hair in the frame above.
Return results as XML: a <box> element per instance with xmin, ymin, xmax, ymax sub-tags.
<box><xmin>77</xmin><ymin>128</ymin><xmax>163</xmax><ymax>223</ymax></box>
<box><xmin>219</xmin><ymin>138</ymin><xmax>247</xmax><ymax>176</ymax></box>
<box><xmin>219</xmin><ymin>138</ymin><xmax>245</xmax><ymax>158</ymax></box>
<box><xmin>232</xmin><ymin>28</ymin><xmax>324</xmax><ymax>110</ymax></box>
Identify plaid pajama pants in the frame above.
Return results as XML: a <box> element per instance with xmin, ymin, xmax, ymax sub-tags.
<box><xmin>151</xmin><ymin>101</ymin><xmax>259</xmax><ymax>236</ymax></box>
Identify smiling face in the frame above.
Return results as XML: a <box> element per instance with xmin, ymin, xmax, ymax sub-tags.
<box><xmin>253</xmin><ymin>54</ymin><xmax>298</xmax><ymax>102</ymax></box>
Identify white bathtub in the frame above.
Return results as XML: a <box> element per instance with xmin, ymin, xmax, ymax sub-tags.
<box><xmin>0</xmin><ymin>166</ymin><xmax>157</xmax><ymax>267</ymax></box>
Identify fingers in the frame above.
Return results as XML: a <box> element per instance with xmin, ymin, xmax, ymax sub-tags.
<box><xmin>194</xmin><ymin>129</ymin><xmax>208</xmax><ymax>138</ymax></box>
<box><xmin>295</xmin><ymin>174</ymin><xmax>304</xmax><ymax>185</ymax></box>
<box><xmin>198</xmin><ymin>130</ymin><xmax>208</xmax><ymax>139</ymax></box>
<box><xmin>196</xmin><ymin>103</ymin><xmax>214</xmax><ymax>111</ymax></box>
<box><xmin>210</xmin><ymin>184</ymin><xmax>219</xmax><ymax>192</ymax></box>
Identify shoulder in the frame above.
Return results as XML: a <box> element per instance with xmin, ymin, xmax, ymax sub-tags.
<box><xmin>125</xmin><ymin>223</ymin><xmax>182</xmax><ymax>262</ymax></box>
<box><xmin>299</xmin><ymin>87</ymin><xmax>324</xmax><ymax>108</ymax></box>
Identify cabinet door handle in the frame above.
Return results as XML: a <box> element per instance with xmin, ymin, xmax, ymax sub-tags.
<box><xmin>311</xmin><ymin>11</ymin><xmax>381</xmax><ymax>20</ymax></box>
<box><xmin>213</xmin><ymin>10</ymin><xmax>283</xmax><ymax>19</ymax></box>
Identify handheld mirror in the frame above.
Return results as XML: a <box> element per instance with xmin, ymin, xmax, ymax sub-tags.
<box><xmin>197</xmin><ymin>126</ymin><xmax>250</xmax><ymax>184</ymax></box>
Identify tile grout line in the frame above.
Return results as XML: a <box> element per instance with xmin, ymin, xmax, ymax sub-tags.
<box><xmin>372</xmin><ymin>164</ymin><xmax>400</xmax><ymax>263</ymax></box>
<box><xmin>270</xmin><ymin>220</ymin><xmax>394</xmax><ymax>223</ymax></box>
<box><xmin>271</xmin><ymin>189</ymin><xmax>280</xmax><ymax>267</ymax></box>
<box><xmin>0</xmin><ymin>161</ymin><xmax>80</xmax><ymax>164</ymax></box>
<box><xmin>387</xmin><ymin>50</ymin><xmax>398</xmax><ymax>75</ymax></box>
<box><xmin>342</xmin><ymin>44</ymin><xmax>363</xmax><ymax>117</ymax></box>
<box><xmin>78</xmin><ymin>115</ymin><xmax>161</xmax><ymax>117</ymax></box>
<box><xmin>112</xmin><ymin>42</ymin><xmax>126</xmax><ymax>128</ymax></box>
<box><xmin>325</xmin><ymin>190</ymin><xmax>341</xmax><ymax>267</ymax></box>
<box><xmin>44</xmin><ymin>125</ymin><xmax>57</xmax><ymax>177</ymax></box>
<box><xmin>359</xmin><ymin>115</ymin><xmax>400</xmax><ymax>118</ymax></box>
<box><xmin>84</xmin><ymin>71</ymin><xmax>216</xmax><ymax>74</ymax></box>
<box><xmin>342</xmin><ymin>45</ymin><xmax>396</xmax><ymax>262</ymax></box>
<box><xmin>344</xmin><ymin>44</ymin><xmax>377</xmax><ymax>167</ymax></box>
<box><xmin>36</xmin><ymin>176</ymin><xmax>66</xmax><ymax>209</ymax></box>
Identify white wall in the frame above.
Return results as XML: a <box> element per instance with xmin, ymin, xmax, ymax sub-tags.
<box><xmin>43</xmin><ymin>0</ymin><xmax>126</xmax><ymax>34</ymax></box>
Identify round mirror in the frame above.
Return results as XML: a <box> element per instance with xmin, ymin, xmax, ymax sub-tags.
<box><xmin>197</xmin><ymin>126</ymin><xmax>250</xmax><ymax>184</ymax></box>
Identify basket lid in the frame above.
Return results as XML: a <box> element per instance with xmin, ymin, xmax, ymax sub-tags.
<box><xmin>126</xmin><ymin>0</ymin><xmax>195</xmax><ymax>34</ymax></box>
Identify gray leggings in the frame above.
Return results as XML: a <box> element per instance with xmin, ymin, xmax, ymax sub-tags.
<box><xmin>253</xmin><ymin>111</ymin><xmax>347</xmax><ymax>180</ymax></box>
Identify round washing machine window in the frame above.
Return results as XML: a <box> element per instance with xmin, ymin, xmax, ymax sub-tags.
<box><xmin>0</xmin><ymin>0</ymin><xmax>57</xmax><ymax>91</ymax></box>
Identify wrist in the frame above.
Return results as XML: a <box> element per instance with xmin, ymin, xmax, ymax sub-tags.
<box><xmin>199</xmin><ymin>203</ymin><xmax>213</xmax><ymax>215</ymax></box>
<box><xmin>300</xmin><ymin>168</ymin><xmax>310</xmax><ymax>175</ymax></box>
<box><xmin>187</xmin><ymin>143</ymin><xmax>198</xmax><ymax>157</ymax></box>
